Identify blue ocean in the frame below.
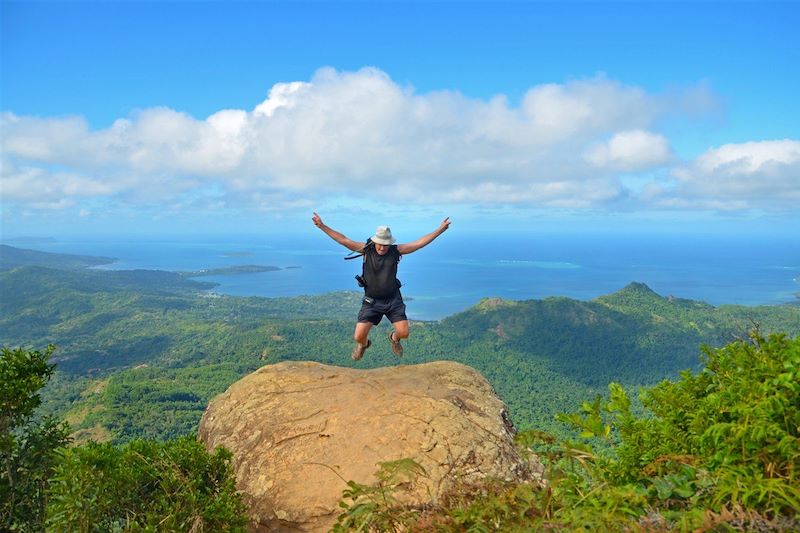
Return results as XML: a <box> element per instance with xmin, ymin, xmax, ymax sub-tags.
<box><xmin>11</xmin><ymin>233</ymin><xmax>800</xmax><ymax>321</ymax></box>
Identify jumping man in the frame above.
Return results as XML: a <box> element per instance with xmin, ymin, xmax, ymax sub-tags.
<box><xmin>312</xmin><ymin>212</ymin><xmax>451</xmax><ymax>360</ymax></box>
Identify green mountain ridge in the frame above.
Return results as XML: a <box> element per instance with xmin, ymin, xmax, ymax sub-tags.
<box><xmin>443</xmin><ymin>280</ymin><xmax>798</xmax><ymax>383</ymax></box>
<box><xmin>0</xmin><ymin>243</ymin><xmax>116</xmax><ymax>270</ymax></box>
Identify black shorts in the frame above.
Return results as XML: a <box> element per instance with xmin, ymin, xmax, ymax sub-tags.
<box><xmin>357</xmin><ymin>292</ymin><xmax>407</xmax><ymax>325</ymax></box>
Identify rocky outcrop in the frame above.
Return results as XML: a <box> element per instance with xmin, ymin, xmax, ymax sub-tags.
<box><xmin>198</xmin><ymin>360</ymin><xmax>542</xmax><ymax>532</ymax></box>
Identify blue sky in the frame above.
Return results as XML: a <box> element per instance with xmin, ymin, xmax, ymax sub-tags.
<box><xmin>1</xmin><ymin>1</ymin><xmax>798</xmax><ymax>237</ymax></box>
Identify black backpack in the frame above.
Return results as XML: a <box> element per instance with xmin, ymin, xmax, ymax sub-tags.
<box><xmin>345</xmin><ymin>239</ymin><xmax>374</xmax><ymax>288</ymax></box>
<box><xmin>344</xmin><ymin>239</ymin><xmax>401</xmax><ymax>290</ymax></box>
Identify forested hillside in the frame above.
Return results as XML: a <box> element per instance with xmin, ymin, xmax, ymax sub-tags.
<box><xmin>0</xmin><ymin>243</ymin><xmax>115</xmax><ymax>270</ymax></box>
<box><xmin>2</xmin><ymin>245</ymin><xmax>798</xmax><ymax>443</ymax></box>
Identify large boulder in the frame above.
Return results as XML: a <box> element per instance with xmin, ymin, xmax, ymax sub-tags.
<box><xmin>198</xmin><ymin>360</ymin><xmax>542</xmax><ymax>532</ymax></box>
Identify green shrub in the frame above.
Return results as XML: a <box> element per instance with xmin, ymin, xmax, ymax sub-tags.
<box><xmin>1</xmin><ymin>344</ymin><xmax>247</xmax><ymax>532</ymax></box>
<box><xmin>45</xmin><ymin>436</ymin><xmax>247</xmax><ymax>532</ymax></box>
<box><xmin>544</xmin><ymin>331</ymin><xmax>800</xmax><ymax>529</ymax></box>
<box><xmin>416</xmin><ymin>478</ymin><xmax>542</xmax><ymax>532</ymax></box>
<box><xmin>333</xmin><ymin>458</ymin><xmax>428</xmax><ymax>532</ymax></box>
<box><xmin>1</xmin><ymin>345</ymin><xmax>70</xmax><ymax>532</ymax></box>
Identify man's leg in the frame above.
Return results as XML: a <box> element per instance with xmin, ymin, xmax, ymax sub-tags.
<box><xmin>354</xmin><ymin>321</ymin><xmax>374</xmax><ymax>345</ymax></box>
<box><xmin>352</xmin><ymin>321</ymin><xmax>374</xmax><ymax>361</ymax></box>
<box><xmin>392</xmin><ymin>320</ymin><xmax>409</xmax><ymax>340</ymax></box>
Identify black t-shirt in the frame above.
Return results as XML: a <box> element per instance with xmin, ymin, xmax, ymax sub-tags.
<box><xmin>363</xmin><ymin>244</ymin><xmax>401</xmax><ymax>299</ymax></box>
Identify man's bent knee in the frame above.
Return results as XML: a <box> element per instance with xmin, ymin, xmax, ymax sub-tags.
<box><xmin>393</xmin><ymin>320</ymin><xmax>410</xmax><ymax>339</ymax></box>
<box><xmin>354</xmin><ymin>322</ymin><xmax>373</xmax><ymax>344</ymax></box>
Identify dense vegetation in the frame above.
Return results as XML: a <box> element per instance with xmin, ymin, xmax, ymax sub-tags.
<box><xmin>1</xmin><ymin>345</ymin><xmax>69</xmax><ymax>531</ymax></box>
<box><xmin>334</xmin><ymin>333</ymin><xmax>800</xmax><ymax>531</ymax></box>
<box><xmin>0</xmin><ymin>345</ymin><xmax>246</xmax><ymax>532</ymax></box>
<box><xmin>1</xmin><ymin>245</ymin><xmax>798</xmax><ymax>444</ymax></box>
<box><xmin>46</xmin><ymin>437</ymin><xmax>246</xmax><ymax>531</ymax></box>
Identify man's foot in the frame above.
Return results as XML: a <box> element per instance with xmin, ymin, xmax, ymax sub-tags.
<box><xmin>351</xmin><ymin>339</ymin><xmax>371</xmax><ymax>361</ymax></box>
<box><xmin>388</xmin><ymin>330</ymin><xmax>403</xmax><ymax>357</ymax></box>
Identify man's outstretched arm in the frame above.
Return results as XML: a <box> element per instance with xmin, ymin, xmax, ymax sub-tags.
<box><xmin>312</xmin><ymin>212</ymin><xmax>364</xmax><ymax>252</ymax></box>
<box><xmin>397</xmin><ymin>217</ymin><xmax>451</xmax><ymax>255</ymax></box>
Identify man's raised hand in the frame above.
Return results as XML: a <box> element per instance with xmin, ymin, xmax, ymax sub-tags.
<box><xmin>312</xmin><ymin>212</ymin><xmax>323</xmax><ymax>228</ymax></box>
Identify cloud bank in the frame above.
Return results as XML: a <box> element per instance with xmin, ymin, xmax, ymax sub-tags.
<box><xmin>2</xmin><ymin>67</ymin><xmax>797</xmax><ymax>214</ymax></box>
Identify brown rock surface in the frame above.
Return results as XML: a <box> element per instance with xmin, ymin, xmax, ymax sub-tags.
<box><xmin>198</xmin><ymin>360</ymin><xmax>541</xmax><ymax>532</ymax></box>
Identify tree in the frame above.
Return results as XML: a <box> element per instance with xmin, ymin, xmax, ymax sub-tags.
<box><xmin>1</xmin><ymin>345</ymin><xmax>70</xmax><ymax>532</ymax></box>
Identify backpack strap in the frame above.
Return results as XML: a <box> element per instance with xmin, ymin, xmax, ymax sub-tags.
<box><xmin>344</xmin><ymin>238</ymin><xmax>374</xmax><ymax>260</ymax></box>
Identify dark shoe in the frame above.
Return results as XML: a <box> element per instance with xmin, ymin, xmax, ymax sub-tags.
<box><xmin>388</xmin><ymin>330</ymin><xmax>403</xmax><ymax>357</ymax></box>
<box><xmin>351</xmin><ymin>339</ymin><xmax>371</xmax><ymax>361</ymax></box>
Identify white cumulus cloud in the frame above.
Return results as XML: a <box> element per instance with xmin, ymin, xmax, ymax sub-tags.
<box><xmin>648</xmin><ymin>140</ymin><xmax>800</xmax><ymax>210</ymax></box>
<box><xmin>0</xmin><ymin>67</ymin><xmax>734</xmax><ymax>214</ymax></box>
<box><xmin>584</xmin><ymin>130</ymin><xmax>673</xmax><ymax>171</ymax></box>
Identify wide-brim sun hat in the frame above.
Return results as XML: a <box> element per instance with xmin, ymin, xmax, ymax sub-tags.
<box><xmin>372</xmin><ymin>225</ymin><xmax>396</xmax><ymax>245</ymax></box>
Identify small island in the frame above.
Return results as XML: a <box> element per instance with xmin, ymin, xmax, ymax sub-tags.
<box><xmin>180</xmin><ymin>265</ymin><xmax>287</xmax><ymax>277</ymax></box>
